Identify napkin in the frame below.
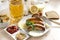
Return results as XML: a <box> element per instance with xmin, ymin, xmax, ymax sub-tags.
<box><xmin>45</xmin><ymin>11</ymin><xmax>59</xmax><ymax>20</ymax></box>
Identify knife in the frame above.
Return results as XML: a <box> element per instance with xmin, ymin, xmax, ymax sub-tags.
<box><xmin>42</xmin><ymin>16</ymin><xmax>60</xmax><ymax>25</ymax></box>
<box><xmin>42</xmin><ymin>16</ymin><xmax>52</xmax><ymax>25</ymax></box>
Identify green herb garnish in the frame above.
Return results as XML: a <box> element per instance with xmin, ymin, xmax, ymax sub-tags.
<box><xmin>26</xmin><ymin>20</ymin><xmax>34</xmax><ymax>30</ymax></box>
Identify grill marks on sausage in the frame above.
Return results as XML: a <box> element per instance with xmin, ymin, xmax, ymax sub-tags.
<box><xmin>27</xmin><ymin>16</ymin><xmax>45</xmax><ymax>31</ymax></box>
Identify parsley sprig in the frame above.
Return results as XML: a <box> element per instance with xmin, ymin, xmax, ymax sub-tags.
<box><xmin>26</xmin><ymin>20</ymin><xmax>34</xmax><ymax>30</ymax></box>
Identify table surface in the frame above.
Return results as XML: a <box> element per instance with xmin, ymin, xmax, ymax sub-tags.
<box><xmin>0</xmin><ymin>0</ymin><xmax>60</xmax><ymax>40</ymax></box>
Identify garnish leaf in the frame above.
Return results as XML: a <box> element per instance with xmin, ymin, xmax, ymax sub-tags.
<box><xmin>26</xmin><ymin>20</ymin><xmax>34</xmax><ymax>30</ymax></box>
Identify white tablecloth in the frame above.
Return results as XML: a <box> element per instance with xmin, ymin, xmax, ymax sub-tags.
<box><xmin>0</xmin><ymin>0</ymin><xmax>60</xmax><ymax>40</ymax></box>
<box><xmin>28</xmin><ymin>28</ymin><xmax>60</xmax><ymax>40</ymax></box>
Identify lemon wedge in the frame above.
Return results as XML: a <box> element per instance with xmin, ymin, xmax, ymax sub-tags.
<box><xmin>30</xmin><ymin>5</ymin><xmax>39</xmax><ymax>14</ymax></box>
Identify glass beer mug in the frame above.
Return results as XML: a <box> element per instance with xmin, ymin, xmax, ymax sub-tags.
<box><xmin>9</xmin><ymin>0</ymin><xmax>24</xmax><ymax>24</ymax></box>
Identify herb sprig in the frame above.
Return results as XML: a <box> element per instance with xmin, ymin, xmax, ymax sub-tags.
<box><xmin>26</xmin><ymin>20</ymin><xmax>34</xmax><ymax>30</ymax></box>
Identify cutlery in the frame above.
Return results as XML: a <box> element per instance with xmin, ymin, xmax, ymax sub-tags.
<box><xmin>42</xmin><ymin>16</ymin><xmax>52</xmax><ymax>25</ymax></box>
<box><xmin>42</xmin><ymin>16</ymin><xmax>60</xmax><ymax>28</ymax></box>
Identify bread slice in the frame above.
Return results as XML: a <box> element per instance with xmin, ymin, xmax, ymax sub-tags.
<box><xmin>45</xmin><ymin>11</ymin><xmax>59</xmax><ymax>20</ymax></box>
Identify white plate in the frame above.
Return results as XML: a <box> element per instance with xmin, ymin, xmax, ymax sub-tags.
<box><xmin>18</xmin><ymin>15</ymin><xmax>51</xmax><ymax>37</ymax></box>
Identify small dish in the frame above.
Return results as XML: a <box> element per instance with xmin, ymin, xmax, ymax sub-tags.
<box><xmin>16</xmin><ymin>30</ymin><xmax>29</xmax><ymax>40</ymax></box>
<box><xmin>6</xmin><ymin>24</ymin><xmax>19</xmax><ymax>34</ymax></box>
<box><xmin>4</xmin><ymin>24</ymin><xmax>29</xmax><ymax>40</ymax></box>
